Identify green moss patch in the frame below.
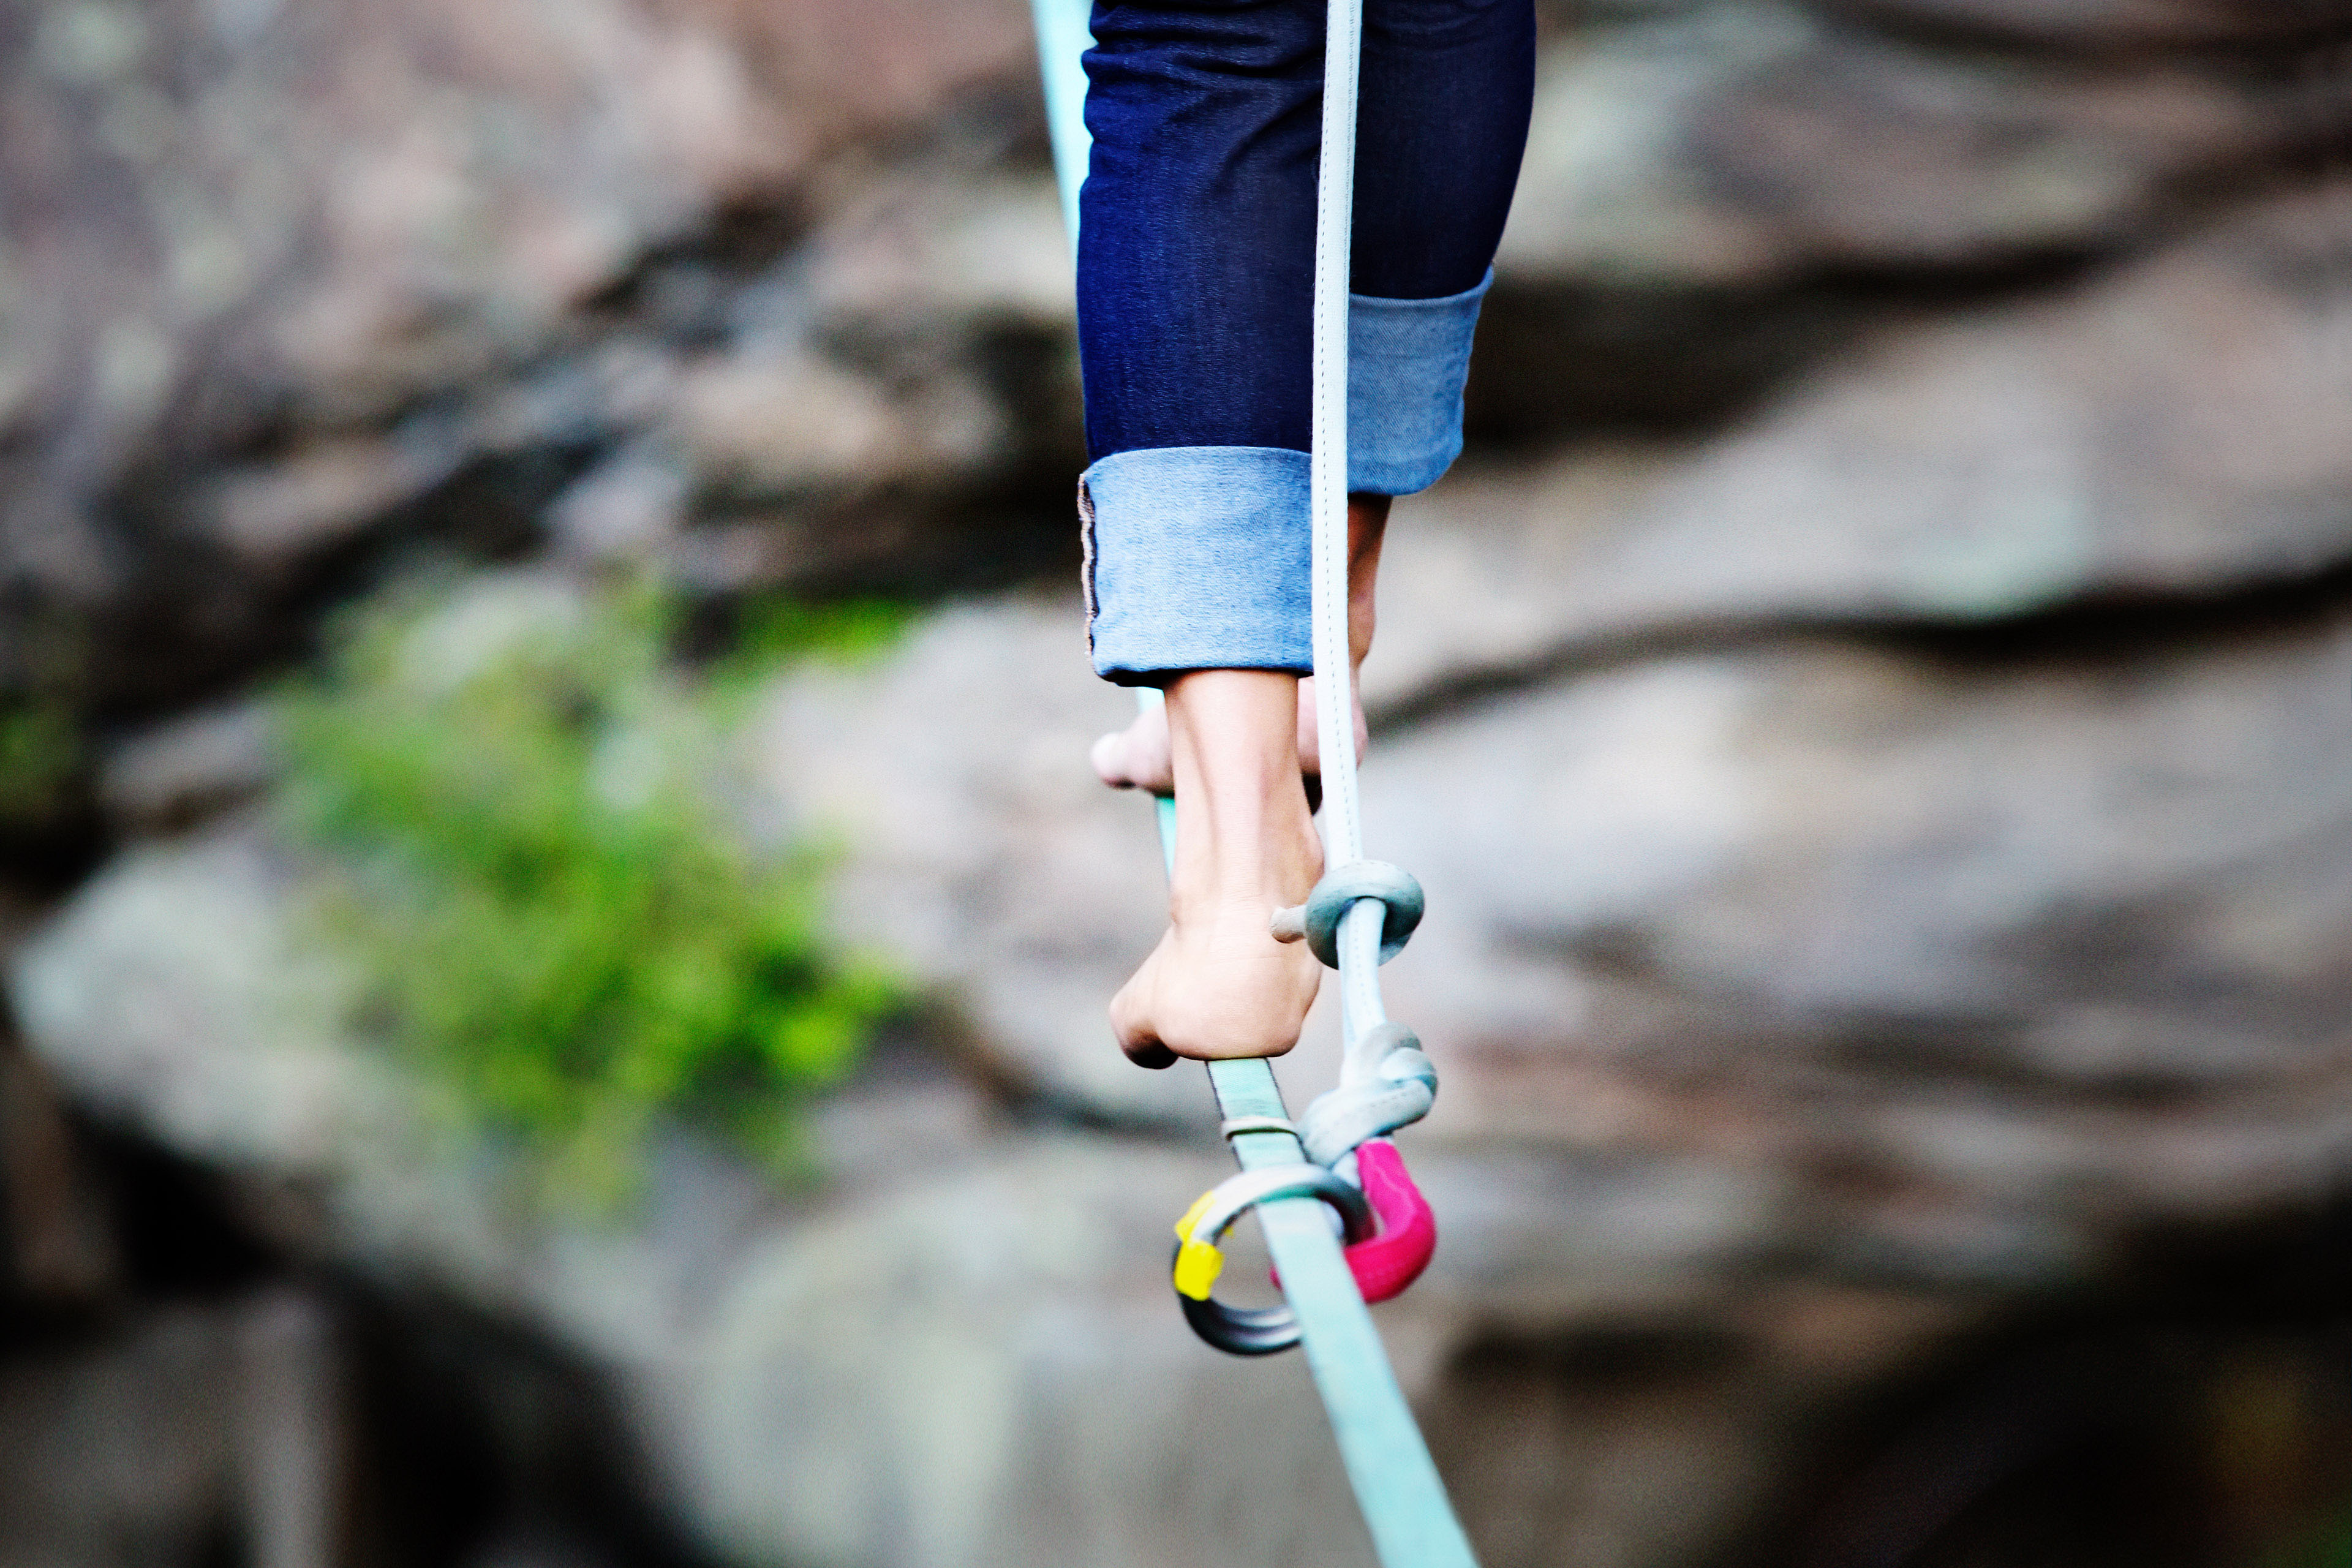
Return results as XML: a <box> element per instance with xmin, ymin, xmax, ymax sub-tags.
<box><xmin>0</xmin><ymin>703</ymin><xmax>83</xmax><ymax>829</ymax></box>
<box><xmin>276</xmin><ymin>576</ymin><xmax>908</xmax><ymax>1204</ymax></box>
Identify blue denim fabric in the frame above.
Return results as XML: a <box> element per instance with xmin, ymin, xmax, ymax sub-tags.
<box><xmin>1078</xmin><ymin>0</ymin><xmax>1532</xmax><ymax>461</ymax></box>
<box><xmin>1085</xmin><ymin>447</ymin><xmax>1311</xmax><ymax>683</ymax></box>
<box><xmin>1075</xmin><ymin>0</ymin><xmax>1531</xmax><ymax>679</ymax></box>
<box><xmin>1350</xmin><ymin>271</ymin><xmax>1491</xmax><ymax>496</ymax></box>
<box><xmin>1084</xmin><ymin>280</ymin><xmax>1489</xmax><ymax>681</ymax></box>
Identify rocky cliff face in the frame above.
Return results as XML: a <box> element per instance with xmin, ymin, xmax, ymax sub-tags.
<box><xmin>0</xmin><ymin>0</ymin><xmax>1066</xmax><ymax>735</ymax></box>
<box><xmin>6</xmin><ymin>3</ymin><xmax>2352</xmax><ymax>1568</ymax></box>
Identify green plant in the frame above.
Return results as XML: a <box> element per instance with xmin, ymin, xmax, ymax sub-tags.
<box><xmin>713</xmin><ymin>597</ymin><xmax>914</xmax><ymax>689</ymax></box>
<box><xmin>276</xmin><ymin>575</ymin><xmax>906</xmax><ymax>1203</ymax></box>
<box><xmin>0</xmin><ymin>703</ymin><xmax>81</xmax><ymax>827</ymax></box>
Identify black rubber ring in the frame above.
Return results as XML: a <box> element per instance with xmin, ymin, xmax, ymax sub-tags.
<box><xmin>1174</xmin><ymin>1243</ymin><xmax>1306</xmax><ymax>1355</ymax></box>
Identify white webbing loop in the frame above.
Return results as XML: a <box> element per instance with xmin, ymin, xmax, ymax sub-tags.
<box><xmin>1299</xmin><ymin>1021</ymin><xmax>1436</xmax><ymax>1166</ymax></box>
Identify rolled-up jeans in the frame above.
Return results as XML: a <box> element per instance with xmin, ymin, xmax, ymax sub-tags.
<box><xmin>1077</xmin><ymin>0</ymin><xmax>1533</xmax><ymax>684</ymax></box>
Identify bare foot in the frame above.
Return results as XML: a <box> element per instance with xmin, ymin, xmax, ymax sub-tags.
<box><xmin>1091</xmin><ymin>495</ymin><xmax>1390</xmax><ymax>795</ymax></box>
<box><xmin>1109</xmin><ymin>669</ymin><xmax>1325</xmax><ymax>1067</ymax></box>
<box><xmin>1091</xmin><ymin>711</ymin><xmax>1172</xmax><ymax>793</ymax></box>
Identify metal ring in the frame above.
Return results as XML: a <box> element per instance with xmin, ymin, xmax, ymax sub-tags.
<box><xmin>1185</xmin><ymin>1164</ymin><xmax>1374</xmax><ymax>1250</ymax></box>
<box><xmin>1219</xmin><ymin>1115</ymin><xmax>1298</xmax><ymax>1141</ymax></box>
<box><xmin>1172</xmin><ymin>1164</ymin><xmax>1375</xmax><ymax>1357</ymax></box>
<box><xmin>1302</xmin><ymin>861</ymin><xmax>1425</xmax><ymax>968</ymax></box>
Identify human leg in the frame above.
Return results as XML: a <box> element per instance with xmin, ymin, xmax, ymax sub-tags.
<box><xmin>1078</xmin><ymin>0</ymin><xmax>1531</xmax><ymax>1062</ymax></box>
<box><xmin>1091</xmin><ymin>491</ymin><xmax>1387</xmax><ymax>793</ymax></box>
<box><xmin>1087</xmin><ymin>0</ymin><xmax>1531</xmax><ymax>797</ymax></box>
<box><xmin>1079</xmin><ymin>0</ymin><xmax>1329</xmax><ymax>1061</ymax></box>
<box><xmin>1351</xmin><ymin>0</ymin><xmax>1534</xmax><ymax>303</ymax></box>
<box><xmin>1108</xmin><ymin>669</ymin><xmax>1325</xmax><ymax>1066</ymax></box>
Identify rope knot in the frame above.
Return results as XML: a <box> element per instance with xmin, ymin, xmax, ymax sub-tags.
<box><xmin>1300</xmin><ymin>1021</ymin><xmax>1436</xmax><ymax>1166</ymax></box>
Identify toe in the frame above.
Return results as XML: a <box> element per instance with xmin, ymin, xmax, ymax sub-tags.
<box><xmin>1125</xmin><ymin>1036</ymin><xmax>1178</xmax><ymax>1070</ymax></box>
<box><xmin>1109</xmin><ymin>974</ymin><xmax>1179</xmax><ymax>1069</ymax></box>
<box><xmin>1091</xmin><ymin>730</ymin><xmax>1135</xmax><ymax>788</ymax></box>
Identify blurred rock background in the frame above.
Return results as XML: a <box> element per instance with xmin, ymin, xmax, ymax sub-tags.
<box><xmin>4</xmin><ymin>1</ymin><xmax>2352</xmax><ymax>1567</ymax></box>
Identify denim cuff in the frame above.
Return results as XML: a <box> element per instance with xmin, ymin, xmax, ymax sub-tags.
<box><xmin>1348</xmin><ymin>268</ymin><xmax>1491</xmax><ymax>496</ymax></box>
<box><xmin>1082</xmin><ymin>446</ymin><xmax>1311</xmax><ymax>684</ymax></box>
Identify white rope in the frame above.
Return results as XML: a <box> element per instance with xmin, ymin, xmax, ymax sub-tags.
<box><xmin>1305</xmin><ymin>0</ymin><xmax>1431</xmax><ymax>1163</ymax></box>
<box><xmin>1310</xmin><ymin>0</ymin><xmax>1363</xmax><ymax>881</ymax></box>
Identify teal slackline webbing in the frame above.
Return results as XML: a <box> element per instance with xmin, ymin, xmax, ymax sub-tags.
<box><xmin>1024</xmin><ymin>1</ymin><xmax>1480</xmax><ymax>1561</ymax></box>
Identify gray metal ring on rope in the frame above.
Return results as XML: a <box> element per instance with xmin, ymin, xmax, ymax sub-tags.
<box><xmin>1174</xmin><ymin>1164</ymin><xmax>1375</xmax><ymax>1356</ymax></box>
<box><xmin>1303</xmin><ymin>861</ymin><xmax>1424</xmax><ymax>968</ymax></box>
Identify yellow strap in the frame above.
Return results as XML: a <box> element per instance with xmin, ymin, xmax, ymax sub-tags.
<box><xmin>1174</xmin><ymin>1238</ymin><xmax>1226</xmax><ymax>1300</ymax></box>
<box><xmin>1172</xmin><ymin>1188</ymin><xmax>1226</xmax><ymax>1300</ymax></box>
<box><xmin>1174</xmin><ymin>1188</ymin><xmax>1217</xmax><ymax>1242</ymax></box>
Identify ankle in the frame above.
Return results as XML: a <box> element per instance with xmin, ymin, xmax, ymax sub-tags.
<box><xmin>1162</xmin><ymin>667</ymin><xmax>1321</xmax><ymax>910</ymax></box>
<box><xmin>1346</xmin><ymin>493</ymin><xmax>1389</xmax><ymax>669</ymax></box>
<box><xmin>1170</xmin><ymin>791</ymin><xmax>1320</xmax><ymax>907</ymax></box>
